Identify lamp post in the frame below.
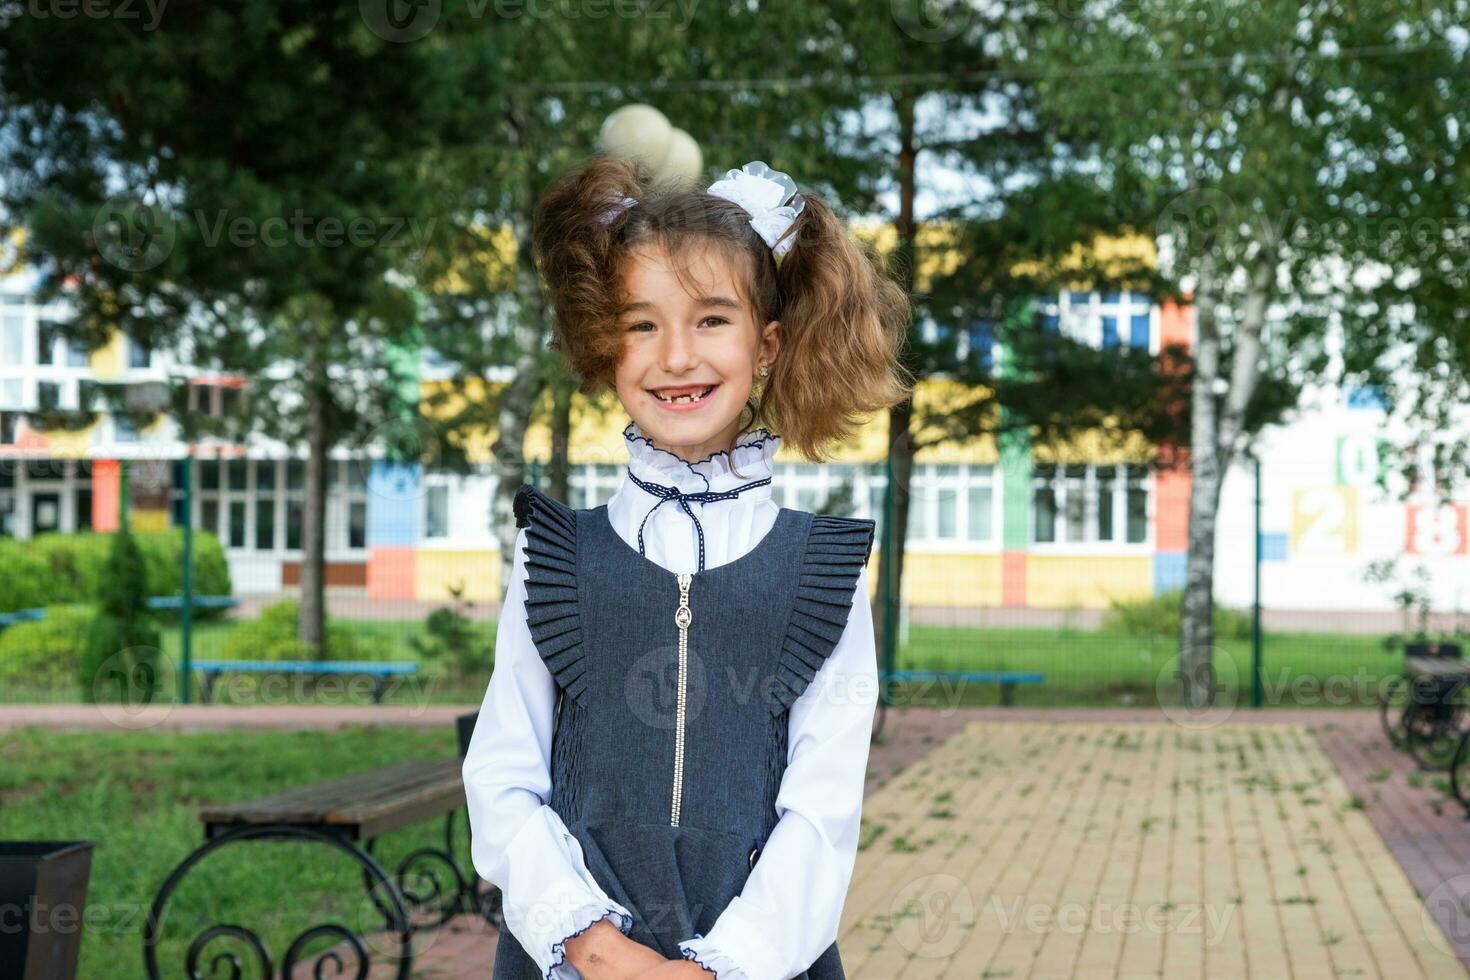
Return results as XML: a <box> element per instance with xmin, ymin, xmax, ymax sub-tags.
<box><xmin>600</xmin><ymin>104</ymin><xmax>703</xmax><ymax>183</ymax></box>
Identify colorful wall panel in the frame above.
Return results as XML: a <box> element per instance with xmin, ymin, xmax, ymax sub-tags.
<box><xmin>367</xmin><ymin>546</ymin><xmax>416</xmax><ymax>601</ymax></box>
<box><xmin>415</xmin><ymin>549</ymin><xmax>500</xmax><ymax>604</ymax></box>
<box><xmin>1027</xmin><ymin>554</ymin><xmax>1153</xmax><ymax>610</ymax></box>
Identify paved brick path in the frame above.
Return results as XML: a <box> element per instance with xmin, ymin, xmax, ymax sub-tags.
<box><xmin>12</xmin><ymin>703</ymin><xmax>1470</xmax><ymax>977</ymax></box>
<box><xmin>1315</xmin><ymin>719</ymin><xmax>1470</xmax><ymax>972</ymax></box>
<box><xmin>839</xmin><ymin>719</ymin><xmax>1466</xmax><ymax>979</ymax></box>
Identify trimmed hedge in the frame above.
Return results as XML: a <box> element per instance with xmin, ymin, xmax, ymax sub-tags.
<box><xmin>219</xmin><ymin>599</ymin><xmax>392</xmax><ymax>663</ymax></box>
<box><xmin>1102</xmin><ymin>588</ymin><xmax>1253</xmax><ymax>641</ymax></box>
<box><xmin>0</xmin><ymin>604</ymin><xmax>95</xmax><ymax>688</ymax></box>
<box><xmin>0</xmin><ymin>529</ymin><xmax>232</xmax><ymax>615</ymax></box>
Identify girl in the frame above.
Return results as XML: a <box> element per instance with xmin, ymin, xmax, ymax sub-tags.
<box><xmin>463</xmin><ymin>154</ymin><xmax>913</xmax><ymax>980</ymax></box>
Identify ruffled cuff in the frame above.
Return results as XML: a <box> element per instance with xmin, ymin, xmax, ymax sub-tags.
<box><xmin>678</xmin><ymin>933</ymin><xmax>753</xmax><ymax>980</ymax></box>
<box><xmin>545</xmin><ymin>902</ymin><xmax>634</xmax><ymax>980</ymax></box>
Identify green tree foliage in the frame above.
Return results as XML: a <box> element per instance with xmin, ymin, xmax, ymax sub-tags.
<box><xmin>0</xmin><ymin>1</ymin><xmax>506</xmax><ymax>651</ymax></box>
<box><xmin>81</xmin><ymin>529</ymin><xmax>163</xmax><ymax>704</ymax></box>
<box><xmin>1023</xmin><ymin>0</ymin><xmax>1468</xmax><ymax>703</ymax></box>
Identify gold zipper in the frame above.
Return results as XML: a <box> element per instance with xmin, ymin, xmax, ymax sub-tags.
<box><xmin>670</xmin><ymin>572</ymin><xmax>692</xmax><ymax>826</ymax></box>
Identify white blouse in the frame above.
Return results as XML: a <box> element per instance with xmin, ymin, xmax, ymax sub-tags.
<box><xmin>463</xmin><ymin>420</ymin><xmax>879</xmax><ymax>980</ymax></box>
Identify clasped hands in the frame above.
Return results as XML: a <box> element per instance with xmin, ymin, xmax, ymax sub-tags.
<box><xmin>563</xmin><ymin>918</ymin><xmax>719</xmax><ymax>980</ymax></box>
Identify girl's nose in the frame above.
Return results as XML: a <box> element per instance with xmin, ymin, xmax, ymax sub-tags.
<box><xmin>658</xmin><ymin>324</ymin><xmax>696</xmax><ymax>372</ymax></box>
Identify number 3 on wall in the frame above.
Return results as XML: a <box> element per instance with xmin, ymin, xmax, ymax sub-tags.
<box><xmin>1292</xmin><ymin>487</ymin><xmax>1359</xmax><ymax>556</ymax></box>
<box><xmin>1407</xmin><ymin>503</ymin><xmax>1468</xmax><ymax>557</ymax></box>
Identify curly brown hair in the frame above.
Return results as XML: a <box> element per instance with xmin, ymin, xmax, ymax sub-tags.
<box><xmin>531</xmin><ymin>152</ymin><xmax>914</xmax><ymax>460</ymax></box>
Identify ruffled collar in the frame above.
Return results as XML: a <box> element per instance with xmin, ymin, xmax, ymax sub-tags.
<box><xmin>621</xmin><ymin>419</ymin><xmax>780</xmax><ymax>495</ymax></box>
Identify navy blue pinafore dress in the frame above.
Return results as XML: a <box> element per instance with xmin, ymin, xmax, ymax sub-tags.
<box><xmin>491</xmin><ymin>482</ymin><xmax>875</xmax><ymax>980</ymax></box>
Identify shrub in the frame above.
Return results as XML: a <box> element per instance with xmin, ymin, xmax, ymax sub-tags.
<box><xmin>410</xmin><ymin>583</ymin><xmax>491</xmax><ymax>678</ymax></box>
<box><xmin>0</xmin><ymin>604</ymin><xmax>96</xmax><ymax>688</ymax></box>
<box><xmin>0</xmin><ymin>529</ymin><xmax>232</xmax><ymax>617</ymax></box>
<box><xmin>1103</xmin><ymin>589</ymin><xmax>1253</xmax><ymax>641</ymax></box>
<box><xmin>81</xmin><ymin>527</ymin><xmax>164</xmax><ymax>704</ymax></box>
<box><xmin>219</xmin><ymin>599</ymin><xmax>389</xmax><ymax>663</ymax></box>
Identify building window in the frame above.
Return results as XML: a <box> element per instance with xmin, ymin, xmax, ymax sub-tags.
<box><xmin>66</xmin><ymin>337</ymin><xmax>88</xmax><ymax>368</ymax></box>
<box><xmin>348</xmin><ymin>499</ymin><xmax>367</xmax><ymax>549</ymax></box>
<box><xmin>201</xmin><ymin>498</ymin><xmax>220</xmax><ymax>537</ymax></box>
<box><xmin>1032</xmin><ymin>462</ymin><xmax>1150</xmax><ymax>546</ymax></box>
<box><xmin>424</xmin><ymin>484</ymin><xmax>449</xmax><ymax>539</ymax></box>
<box><xmin>1125</xmin><ymin>464</ymin><xmax>1149</xmax><ymax>544</ymax></box>
<box><xmin>36</xmin><ymin>321</ymin><xmax>59</xmax><ymax>366</ymax></box>
<box><xmin>255</xmin><ymin>498</ymin><xmax>275</xmax><ymax>550</ymax></box>
<box><xmin>127</xmin><ymin>335</ymin><xmax>152</xmax><ymax>369</ymax></box>
<box><xmin>967</xmin><ymin>465</ymin><xmax>995</xmax><ymax>542</ymax></box>
<box><xmin>1033</xmin><ymin>470</ymin><xmax>1057</xmax><ymax>543</ymax></box>
<box><xmin>1</xmin><ymin>314</ymin><xmax>22</xmax><ymax>364</ymax></box>
<box><xmin>569</xmin><ymin>463</ymin><xmax>621</xmax><ymax>510</ymax></box>
<box><xmin>228</xmin><ymin>500</ymin><xmax>247</xmax><ymax>548</ymax></box>
<box><xmin>1045</xmin><ymin>291</ymin><xmax>1154</xmax><ymax>352</ymax></box>
<box><xmin>285</xmin><ymin>498</ymin><xmax>303</xmax><ymax>550</ymax></box>
<box><xmin>36</xmin><ymin>381</ymin><xmax>61</xmax><ymax>411</ymax></box>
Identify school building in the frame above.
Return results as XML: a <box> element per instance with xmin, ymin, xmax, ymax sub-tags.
<box><xmin>1</xmin><ymin>242</ymin><xmax>1465</xmax><ymax>621</ymax></box>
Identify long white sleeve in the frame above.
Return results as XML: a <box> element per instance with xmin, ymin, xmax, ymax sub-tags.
<box><xmin>677</xmin><ymin>565</ymin><xmax>878</xmax><ymax>980</ymax></box>
<box><xmin>462</xmin><ymin>526</ymin><xmax>635</xmax><ymax>980</ymax></box>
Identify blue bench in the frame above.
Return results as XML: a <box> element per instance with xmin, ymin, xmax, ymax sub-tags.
<box><xmin>145</xmin><ymin>596</ymin><xmax>240</xmax><ymax>612</ymax></box>
<box><xmin>0</xmin><ymin>597</ymin><xmax>238</xmax><ymax>631</ymax></box>
<box><xmin>189</xmin><ymin>659</ymin><xmax>420</xmax><ymax>704</ymax></box>
<box><xmin>0</xmin><ymin>607</ymin><xmax>46</xmax><ymax>630</ymax></box>
<box><xmin>882</xmin><ymin>670</ymin><xmax>1046</xmax><ymax>706</ymax></box>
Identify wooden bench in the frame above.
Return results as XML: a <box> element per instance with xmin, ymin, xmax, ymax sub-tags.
<box><xmin>145</xmin><ymin>713</ymin><xmax>495</xmax><ymax>980</ymax></box>
<box><xmin>189</xmin><ymin>659</ymin><xmax>420</xmax><ymax>704</ymax></box>
<box><xmin>882</xmin><ymin>669</ymin><xmax>1046</xmax><ymax>706</ymax></box>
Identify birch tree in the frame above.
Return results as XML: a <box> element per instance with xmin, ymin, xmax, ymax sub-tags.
<box><xmin>1028</xmin><ymin>0</ymin><xmax>1468</xmax><ymax>705</ymax></box>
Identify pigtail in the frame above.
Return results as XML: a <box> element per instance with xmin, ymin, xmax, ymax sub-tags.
<box><xmin>762</xmin><ymin>193</ymin><xmax>915</xmax><ymax>458</ymax></box>
<box><xmin>531</xmin><ymin>153</ymin><xmax>651</xmax><ymax>392</ymax></box>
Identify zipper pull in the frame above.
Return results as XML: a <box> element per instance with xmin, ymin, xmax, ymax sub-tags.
<box><xmin>675</xmin><ymin>572</ymin><xmax>692</xmax><ymax>628</ymax></box>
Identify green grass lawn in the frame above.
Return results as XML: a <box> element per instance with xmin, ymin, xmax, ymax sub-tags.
<box><xmin>889</xmin><ymin>624</ymin><xmax>1401</xmax><ymax>709</ymax></box>
<box><xmin>0</xmin><ymin>726</ymin><xmax>466</xmax><ymax>980</ymax></box>
<box><xmin>0</xmin><ymin>613</ymin><xmax>1408</xmax><ymax>709</ymax></box>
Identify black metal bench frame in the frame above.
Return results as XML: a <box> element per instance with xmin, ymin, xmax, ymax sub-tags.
<box><xmin>143</xmin><ymin>713</ymin><xmax>497</xmax><ymax>979</ymax></box>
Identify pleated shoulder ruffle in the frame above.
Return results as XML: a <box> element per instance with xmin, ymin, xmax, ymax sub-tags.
<box><xmin>768</xmin><ymin>514</ymin><xmax>876</xmax><ymax>717</ymax></box>
<box><xmin>512</xmin><ymin>483</ymin><xmax>591</xmax><ymax>705</ymax></box>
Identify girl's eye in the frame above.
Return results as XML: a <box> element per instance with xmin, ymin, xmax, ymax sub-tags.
<box><xmin>626</xmin><ymin>317</ymin><xmax>728</xmax><ymax>332</ymax></box>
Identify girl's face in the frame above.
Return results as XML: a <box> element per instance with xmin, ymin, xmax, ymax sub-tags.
<box><xmin>613</xmin><ymin>242</ymin><xmax>779</xmax><ymax>464</ymax></box>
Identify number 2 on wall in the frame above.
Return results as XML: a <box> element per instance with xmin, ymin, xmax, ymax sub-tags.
<box><xmin>1292</xmin><ymin>487</ymin><xmax>1359</xmax><ymax>556</ymax></box>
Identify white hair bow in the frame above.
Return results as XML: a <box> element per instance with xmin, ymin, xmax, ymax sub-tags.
<box><xmin>707</xmin><ymin>161</ymin><xmax>806</xmax><ymax>260</ymax></box>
